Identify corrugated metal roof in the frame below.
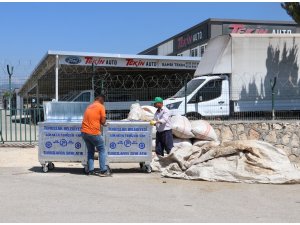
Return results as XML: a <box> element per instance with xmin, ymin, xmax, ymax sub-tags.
<box><xmin>47</xmin><ymin>50</ymin><xmax>200</xmax><ymax>61</ymax></box>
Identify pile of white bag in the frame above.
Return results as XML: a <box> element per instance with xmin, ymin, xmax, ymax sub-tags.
<box><xmin>127</xmin><ymin>103</ymin><xmax>300</xmax><ymax>184</ymax></box>
<box><xmin>127</xmin><ymin>103</ymin><xmax>219</xmax><ymax>152</ymax></box>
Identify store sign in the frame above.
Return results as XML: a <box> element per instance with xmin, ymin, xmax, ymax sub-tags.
<box><xmin>224</xmin><ymin>24</ymin><xmax>296</xmax><ymax>34</ymax></box>
<box><xmin>60</xmin><ymin>56</ymin><xmax>199</xmax><ymax>70</ymax></box>
<box><xmin>177</xmin><ymin>31</ymin><xmax>203</xmax><ymax>49</ymax></box>
<box><xmin>174</xmin><ymin>25</ymin><xmax>208</xmax><ymax>51</ymax></box>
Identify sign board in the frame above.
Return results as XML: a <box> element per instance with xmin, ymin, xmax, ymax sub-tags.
<box><xmin>174</xmin><ymin>24</ymin><xmax>209</xmax><ymax>51</ymax></box>
<box><xmin>59</xmin><ymin>55</ymin><xmax>199</xmax><ymax>70</ymax></box>
<box><xmin>38</xmin><ymin>122</ymin><xmax>87</xmax><ymax>163</ymax></box>
<box><xmin>104</xmin><ymin>121</ymin><xmax>152</xmax><ymax>163</ymax></box>
<box><xmin>223</xmin><ymin>23</ymin><xmax>297</xmax><ymax>34</ymax></box>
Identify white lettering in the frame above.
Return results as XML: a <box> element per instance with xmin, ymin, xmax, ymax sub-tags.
<box><xmin>145</xmin><ymin>61</ymin><xmax>157</xmax><ymax>67</ymax></box>
<box><xmin>162</xmin><ymin>62</ymin><xmax>174</xmax><ymax>67</ymax></box>
<box><xmin>106</xmin><ymin>59</ymin><xmax>117</xmax><ymax>65</ymax></box>
<box><xmin>272</xmin><ymin>29</ymin><xmax>293</xmax><ymax>34</ymax></box>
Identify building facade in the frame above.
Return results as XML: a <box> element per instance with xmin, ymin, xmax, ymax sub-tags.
<box><xmin>139</xmin><ymin>18</ymin><xmax>300</xmax><ymax>57</ymax></box>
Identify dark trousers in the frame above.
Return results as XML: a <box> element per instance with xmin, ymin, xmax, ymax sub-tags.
<box><xmin>155</xmin><ymin>130</ymin><xmax>174</xmax><ymax>156</ymax></box>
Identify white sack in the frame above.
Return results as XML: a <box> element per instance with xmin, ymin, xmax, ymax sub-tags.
<box><xmin>151</xmin><ymin>140</ymin><xmax>300</xmax><ymax>184</ymax></box>
<box><xmin>173</xmin><ymin>138</ymin><xmax>192</xmax><ymax>148</ymax></box>
<box><xmin>151</xmin><ymin>146</ymin><xmax>200</xmax><ymax>172</ymax></box>
<box><xmin>190</xmin><ymin>120</ymin><xmax>218</xmax><ymax>141</ymax></box>
<box><xmin>170</xmin><ymin>115</ymin><xmax>194</xmax><ymax>139</ymax></box>
<box><xmin>151</xmin><ymin>138</ymin><xmax>192</xmax><ymax>157</ymax></box>
<box><xmin>141</xmin><ymin>105</ymin><xmax>157</xmax><ymax>114</ymax></box>
<box><xmin>152</xmin><ymin>125</ymin><xmax>157</xmax><ymax>139</ymax></box>
<box><xmin>193</xmin><ymin>140</ymin><xmax>212</xmax><ymax>147</ymax></box>
<box><xmin>127</xmin><ymin>103</ymin><xmax>145</xmax><ymax>121</ymax></box>
<box><xmin>141</xmin><ymin>105</ymin><xmax>157</xmax><ymax>121</ymax></box>
<box><xmin>127</xmin><ymin>104</ymin><xmax>157</xmax><ymax>121</ymax></box>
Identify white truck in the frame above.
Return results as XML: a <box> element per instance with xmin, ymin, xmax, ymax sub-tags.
<box><xmin>56</xmin><ymin>90</ymin><xmax>152</xmax><ymax>120</ymax></box>
<box><xmin>164</xmin><ymin>34</ymin><xmax>300</xmax><ymax>119</ymax></box>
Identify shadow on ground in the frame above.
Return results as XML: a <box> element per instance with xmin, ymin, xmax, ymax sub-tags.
<box><xmin>28</xmin><ymin>165</ymin><xmax>150</xmax><ymax>175</ymax></box>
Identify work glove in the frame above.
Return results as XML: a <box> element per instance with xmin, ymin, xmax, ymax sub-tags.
<box><xmin>150</xmin><ymin>120</ymin><xmax>157</xmax><ymax>126</ymax></box>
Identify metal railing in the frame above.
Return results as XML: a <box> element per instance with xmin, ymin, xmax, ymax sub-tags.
<box><xmin>0</xmin><ymin>108</ymin><xmax>43</xmax><ymax>143</ymax></box>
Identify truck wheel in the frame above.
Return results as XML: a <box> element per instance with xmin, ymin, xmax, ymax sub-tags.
<box><xmin>48</xmin><ymin>162</ymin><xmax>55</xmax><ymax>170</ymax></box>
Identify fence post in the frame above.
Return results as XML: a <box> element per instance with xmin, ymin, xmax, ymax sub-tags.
<box><xmin>184</xmin><ymin>76</ymin><xmax>187</xmax><ymax>115</ymax></box>
<box><xmin>270</xmin><ymin>77</ymin><xmax>277</xmax><ymax>120</ymax></box>
<box><xmin>7</xmin><ymin>65</ymin><xmax>13</xmax><ymax>116</ymax></box>
<box><xmin>0</xmin><ymin>110</ymin><xmax>3</xmax><ymax>143</ymax></box>
<box><xmin>55</xmin><ymin>55</ymin><xmax>59</xmax><ymax>101</ymax></box>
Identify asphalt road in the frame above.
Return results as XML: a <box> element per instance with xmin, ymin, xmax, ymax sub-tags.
<box><xmin>1</xmin><ymin>160</ymin><xmax>300</xmax><ymax>223</ymax></box>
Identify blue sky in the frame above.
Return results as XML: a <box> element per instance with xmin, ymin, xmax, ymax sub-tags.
<box><xmin>0</xmin><ymin>2</ymin><xmax>293</xmax><ymax>84</ymax></box>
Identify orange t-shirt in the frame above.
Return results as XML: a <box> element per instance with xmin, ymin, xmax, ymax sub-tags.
<box><xmin>81</xmin><ymin>101</ymin><xmax>106</xmax><ymax>135</ymax></box>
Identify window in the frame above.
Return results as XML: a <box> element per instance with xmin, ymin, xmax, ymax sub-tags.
<box><xmin>173</xmin><ymin>79</ymin><xmax>205</xmax><ymax>98</ymax></box>
<box><xmin>190</xmin><ymin>48</ymin><xmax>198</xmax><ymax>57</ymax></box>
<box><xmin>200</xmin><ymin>44</ymin><xmax>207</xmax><ymax>57</ymax></box>
<box><xmin>189</xmin><ymin>79</ymin><xmax>222</xmax><ymax>103</ymax></box>
<box><xmin>73</xmin><ymin>92</ymin><xmax>91</xmax><ymax>102</ymax></box>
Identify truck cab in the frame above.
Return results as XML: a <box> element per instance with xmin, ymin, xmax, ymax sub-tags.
<box><xmin>164</xmin><ymin>75</ymin><xmax>230</xmax><ymax>118</ymax></box>
<box><xmin>60</xmin><ymin>90</ymin><xmax>94</xmax><ymax>102</ymax></box>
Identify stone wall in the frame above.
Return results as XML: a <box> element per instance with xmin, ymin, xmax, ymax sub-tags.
<box><xmin>210</xmin><ymin>121</ymin><xmax>300</xmax><ymax>163</ymax></box>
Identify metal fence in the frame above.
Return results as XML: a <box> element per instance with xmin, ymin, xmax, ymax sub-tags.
<box><xmin>1</xmin><ymin>99</ymin><xmax>300</xmax><ymax>143</ymax></box>
<box><xmin>0</xmin><ymin>108</ymin><xmax>43</xmax><ymax>143</ymax></box>
<box><xmin>1</xmin><ymin>74</ymin><xmax>300</xmax><ymax>142</ymax></box>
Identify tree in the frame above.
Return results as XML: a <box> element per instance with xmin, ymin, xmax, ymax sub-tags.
<box><xmin>2</xmin><ymin>91</ymin><xmax>10</xmax><ymax>100</ymax></box>
<box><xmin>281</xmin><ymin>2</ymin><xmax>300</xmax><ymax>24</ymax></box>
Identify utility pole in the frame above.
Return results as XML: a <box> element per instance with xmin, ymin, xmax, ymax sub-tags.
<box><xmin>7</xmin><ymin>65</ymin><xmax>13</xmax><ymax>114</ymax></box>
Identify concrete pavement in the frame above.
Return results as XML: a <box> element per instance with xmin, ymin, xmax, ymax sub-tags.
<box><xmin>0</xmin><ymin>147</ymin><xmax>300</xmax><ymax>222</ymax></box>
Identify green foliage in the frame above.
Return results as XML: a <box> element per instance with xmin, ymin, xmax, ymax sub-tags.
<box><xmin>2</xmin><ymin>91</ymin><xmax>10</xmax><ymax>99</ymax></box>
<box><xmin>281</xmin><ymin>2</ymin><xmax>300</xmax><ymax>24</ymax></box>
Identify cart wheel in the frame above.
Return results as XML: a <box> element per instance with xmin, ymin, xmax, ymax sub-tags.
<box><xmin>48</xmin><ymin>162</ymin><xmax>55</xmax><ymax>170</ymax></box>
<box><xmin>83</xmin><ymin>165</ymin><xmax>89</xmax><ymax>174</ymax></box>
<box><xmin>42</xmin><ymin>165</ymin><xmax>48</xmax><ymax>173</ymax></box>
<box><xmin>145</xmin><ymin>165</ymin><xmax>152</xmax><ymax>173</ymax></box>
<box><xmin>139</xmin><ymin>162</ymin><xmax>145</xmax><ymax>169</ymax></box>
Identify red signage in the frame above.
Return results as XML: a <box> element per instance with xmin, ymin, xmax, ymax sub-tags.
<box><xmin>84</xmin><ymin>56</ymin><xmax>105</xmax><ymax>65</ymax></box>
<box><xmin>176</xmin><ymin>31</ymin><xmax>204</xmax><ymax>50</ymax></box>
<box><xmin>177</xmin><ymin>35</ymin><xmax>193</xmax><ymax>49</ymax></box>
<box><xmin>126</xmin><ymin>59</ymin><xmax>145</xmax><ymax>67</ymax></box>
<box><xmin>229</xmin><ymin>24</ymin><xmax>268</xmax><ymax>34</ymax></box>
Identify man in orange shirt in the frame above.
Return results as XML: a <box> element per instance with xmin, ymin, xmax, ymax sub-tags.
<box><xmin>81</xmin><ymin>95</ymin><xmax>111</xmax><ymax>176</ymax></box>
